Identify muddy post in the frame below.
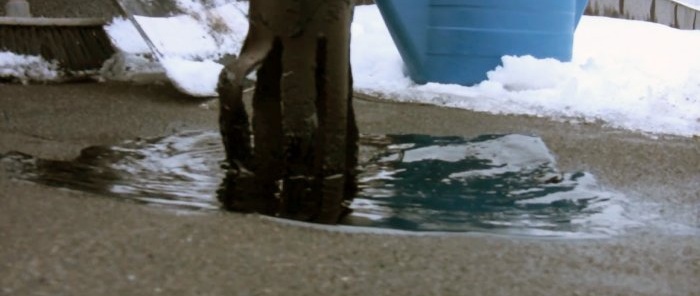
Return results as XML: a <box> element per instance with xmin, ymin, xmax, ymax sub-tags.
<box><xmin>216</xmin><ymin>0</ymin><xmax>358</xmax><ymax>224</ymax></box>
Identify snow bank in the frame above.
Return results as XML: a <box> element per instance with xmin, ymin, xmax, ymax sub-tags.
<box><xmin>104</xmin><ymin>1</ymin><xmax>248</xmax><ymax>96</ymax></box>
<box><xmin>351</xmin><ymin>6</ymin><xmax>700</xmax><ymax>137</ymax></box>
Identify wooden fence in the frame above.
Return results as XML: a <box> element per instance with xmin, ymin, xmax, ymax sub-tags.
<box><xmin>586</xmin><ymin>0</ymin><xmax>699</xmax><ymax>29</ymax></box>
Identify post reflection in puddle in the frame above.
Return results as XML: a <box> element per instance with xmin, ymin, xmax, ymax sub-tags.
<box><xmin>0</xmin><ymin>131</ymin><xmax>631</xmax><ymax>237</ymax></box>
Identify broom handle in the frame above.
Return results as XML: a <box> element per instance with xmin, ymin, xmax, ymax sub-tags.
<box><xmin>110</xmin><ymin>0</ymin><xmax>165</xmax><ymax>60</ymax></box>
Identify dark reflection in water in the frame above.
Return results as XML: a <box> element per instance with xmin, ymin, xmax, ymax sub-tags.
<box><xmin>1</xmin><ymin>131</ymin><xmax>224</xmax><ymax>210</ymax></box>
<box><xmin>0</xmin><ymin>131</ymin><xmax>628</xmax><ymax>237</ymax></box>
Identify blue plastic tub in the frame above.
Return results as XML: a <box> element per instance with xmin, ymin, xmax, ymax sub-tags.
<box><xmin>374</xmin><ymin>0</ymin><xmax>588</xmax><ymax>85</ymax></box>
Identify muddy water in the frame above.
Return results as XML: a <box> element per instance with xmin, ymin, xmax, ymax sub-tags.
<box><xmin>0</xmin><ymin>130</ymin><xmax>635</xmax><ymax>237</ymax></box>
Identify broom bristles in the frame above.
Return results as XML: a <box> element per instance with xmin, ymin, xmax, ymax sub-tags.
<box><xmin>0</xmin><ymin>18</ymin><xmax>115</xmax><ymax>72</ymax></box>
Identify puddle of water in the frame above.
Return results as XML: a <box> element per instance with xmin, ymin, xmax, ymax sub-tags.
<box><xmin>0</xmin><ymin>131</ymin><xmax>224</xmax><ymax>210</ymax></box>
<box><xmin>353</xmin><ymin>134</ymin><xmax>634</xmax><ymax>237</ymax></box>
<box><xmin>0</xmin><ymin>131</ymin><xmax>637</xmax><ymax>237</ymax></box>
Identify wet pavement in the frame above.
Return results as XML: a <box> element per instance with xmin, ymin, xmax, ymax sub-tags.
<box><xmin>1</xmin><ymin>82</ymin><xmax>699</xmax><ymax>295</ymax></box>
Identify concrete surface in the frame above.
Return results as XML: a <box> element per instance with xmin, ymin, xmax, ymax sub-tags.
<box><xmin>1</xmin><ymin>82</ymin><xmax>699</xmax><ymax>295</ymax></box>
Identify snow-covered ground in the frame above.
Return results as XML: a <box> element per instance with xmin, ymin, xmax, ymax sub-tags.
<box><xmin>351</xmin><ymin>6</ymin><xmax>700</xmax><ymax>137</ymax></box>
<box><xmin>1</xmin><ymin>3</ymin><xmax>699</xmax><ymax>138</ymax></box>
<box><xmin>681</xmin><ymin>0</ymin><xmax>700</xmax><ymax>9</ymax></box>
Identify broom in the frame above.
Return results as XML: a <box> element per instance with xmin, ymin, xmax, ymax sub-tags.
<box><xmin>0</xmin><ymin>0</ymin><xmax>115</xmax><ymax>73</ymax></box>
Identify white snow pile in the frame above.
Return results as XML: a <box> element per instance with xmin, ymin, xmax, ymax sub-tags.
<box><xmin>350</xmin><ymin>5</ymin><xmax>700</xmax><ymax>137</ymax></box>
<box><xmin>103</xmin><ymin>0</ymin><xmax>249</xmax><ymax>96</ymax></box>
<box><xmin>0</xmin><ymin>52</ymin><xmax>60</xmax><ymax>83</ymax></box>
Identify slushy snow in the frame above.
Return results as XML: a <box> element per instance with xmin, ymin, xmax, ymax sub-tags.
<box><xmin>1</xmin><ymin>3</ymin><xmax>699</xmax><ymax>138</ymax></box>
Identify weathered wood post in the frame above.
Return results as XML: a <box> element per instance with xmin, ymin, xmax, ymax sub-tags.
<box><xmin>217</xmin><ymin>0</ymin><xmax>358</xmax><ymax>224</ymax></box>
